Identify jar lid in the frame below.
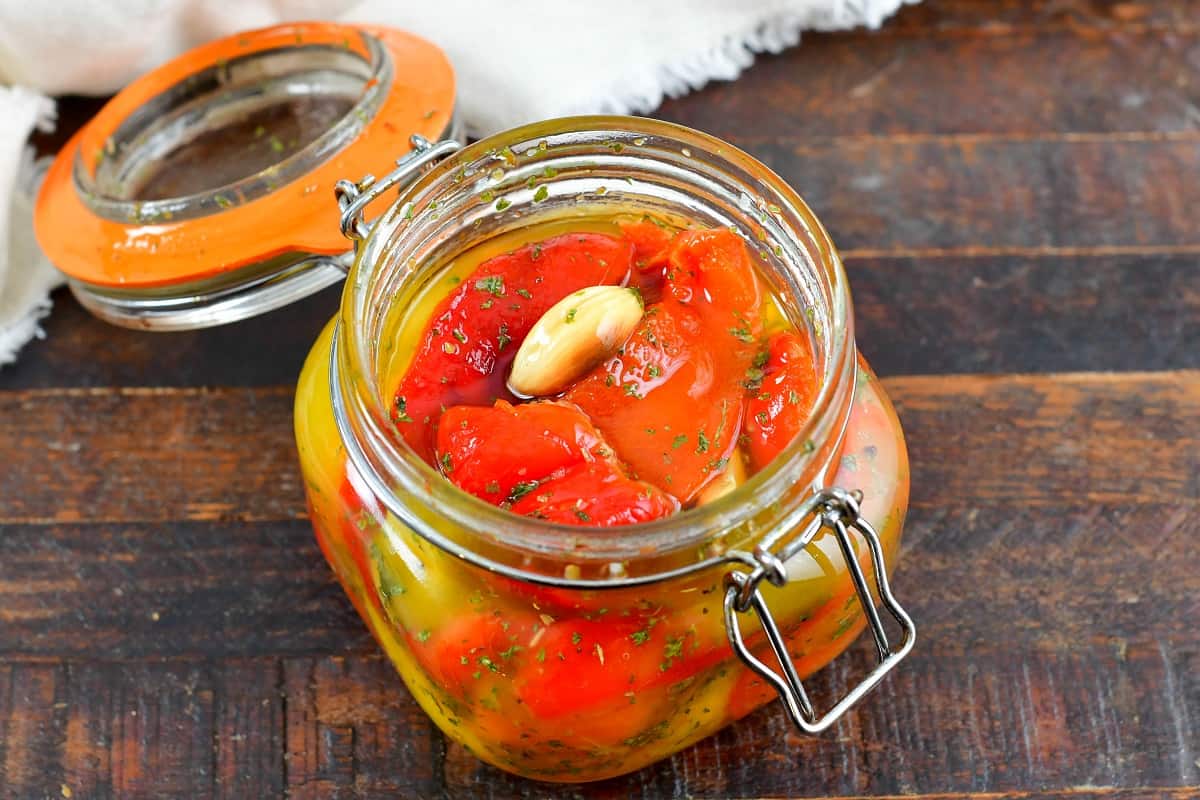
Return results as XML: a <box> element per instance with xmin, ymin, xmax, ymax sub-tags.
<box><xmin>34</xmin><ymin>21</ymin><xmax>457</xmax><ymax>329</ymax></box>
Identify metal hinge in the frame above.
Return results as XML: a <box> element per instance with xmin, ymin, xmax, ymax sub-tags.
<box><xmin>723</xmin><ymin>487</ymin><xmax>916</xmax><ymax>734</ymax></box>
<box><xmin>334</xmin><ymin>134</ymin><xmax>463</xmax><ymax>245</ymax></box>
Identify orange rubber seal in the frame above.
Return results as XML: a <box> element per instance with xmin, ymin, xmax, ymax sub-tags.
<box><xmin>35</xmin><ymin>22</ymin><xmax>455</xmax><ymax>289</ymax></box>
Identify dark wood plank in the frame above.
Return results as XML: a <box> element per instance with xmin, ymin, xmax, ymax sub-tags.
<box><xmin>893</xmin><ymin>372</ymin><xmax>1200</xmax><ymax>509</ymax></box>
<box><xmin>0</xmin><ymin>284</ymin><xmax>340</xmax><ymax>391</ymax></box>
<box><xmin>659</xmin><ymin>21</ymin><xmax>1200</xmax><ymax>138</ymax></box>
<box><xmin>848</xmin><ymin>253</ymin><xmax>1200</xmax><ymax>375</ymax></box>
<box><xmin>0</xmin><ymin>660</ymin><xmax>288</xmax><ymax>800</ymax></box>
<box><xmin>11</xmin><ymin>9</ymin><xmax>1200</xmax><ymax>393</ymax></box>
<box><xmin>0</xmin><ymin>662</ymin><xmax>69</xmax><ymax>798</ymax></box>
<box><xmin>3</xmin><ymin>373</ymin><xmax>1197</xmax><ymax>525</ymax></box>
<box><xmin>0</xmin><ymin>520</ymin><xmax>366</xmax><ymax>659</ymax></box>
<box><xmin>746</xmin><ymin>137</ymin><xmax>1200</xmax><ymax>255</ymax></box>
<box><xmin>213</xmin><ymin>661</ymin><xmax>286</xmax><ymax>800</ymax></box>
<box><xmin>0</xmin><ymin>386</ymin><xmax>301</xmax><ymax>525</ymax></box>
<box><xmin>282</xmin><ymin>656</ymin><xmax>445</xmax><ymax>799</ymax></box>
<box><xmin>3</xmin><ymin>643</ymin><xmax>1193</xmax><ymax>799</ymax></box>
<box><xmin>0</xmin><ymin>662</ymin><xmax>222</xmax><ymax>800</ymax></box>
<box><xmin>884</xmin><ymin>0</ymin><xmax>1200</xmax><ymax>32</ymax></box>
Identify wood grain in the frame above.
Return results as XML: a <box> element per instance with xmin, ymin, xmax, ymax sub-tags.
<box><xmin>0</xmin><ymin>285</ymin><xmax>340</xmax><ymax>391</ymax></box>
<box><xmin>895</xmin><ymin>371</ymin><xmax>1200</xmax><ymax>509</ymax></box>
<box><xmin>0</xmin><ymin>520</ymin><xmax>366</xmax><ymax>659</ymax></box>
<box><xmin>750</xmin><ymin>138</ymin><xmax>1200</xmax><ymax>254</ymax></box>
<box><xmin>16</xmin><ymin>5</ymin><xmax>1200</xmax><ymax>393</ymax></box>
<box><xmin>0</xmin><ymin>386</ymin><xmax>302</xmax><ymax>525</ymax></box>
<box><xmin>884</xmin><ymin>0</ymin><xmax>1200</xmax><ymax>32</ymax></box>
<box><xmin>2</xmin><ymin>372</ymin><xmax>1196</xmax><ymax>525</ymax></box>
<box><xmin>847</xmin><ymin>253</ymin><xmax>1200</xmax><ymax>375</ymax></box>
<box><xmin>282</xmin><ymin>657</ymin><xmax>445</xmax><ymax>799</ymax></box>
<box><xmin>0</xmin><ymin>643</ymin><xmax>1194</xmax><ymax>799</ymax></box>
<box><xmin>657</xmin><ymin>21</ymin><xmax>1200</xmax><ymax>138</ymax></box>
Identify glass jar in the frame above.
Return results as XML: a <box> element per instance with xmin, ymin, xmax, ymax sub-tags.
<box><xmin>294</xmin><ymin>116</ymin><xmax>914</xmax><ymax>782</ymax></box>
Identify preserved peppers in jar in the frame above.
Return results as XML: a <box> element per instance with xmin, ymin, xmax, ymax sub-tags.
<box><xmin>294</xmin><ymin>118</ymin><xmax>914</xmax><ymax>782</ymax></box>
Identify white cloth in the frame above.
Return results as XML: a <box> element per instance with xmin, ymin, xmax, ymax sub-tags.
<box><xmin>0</xmin><ymin>87</ymin><xmax>55</xmax><ymax>365</ymax></box>
<box><xmin>0</xmin><ymin>0</ymin><xmax>913</xmax><ymax>365</ymax></box>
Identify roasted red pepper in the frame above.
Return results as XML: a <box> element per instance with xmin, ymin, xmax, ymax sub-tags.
<box><xmin>436</xmin><ymin>400</ymin><xmax>677</xmax><ymax>525</ymax></box>
<box><xmin>392</xmin><ymin>233</ymin><xmax>634</xmax><ymax>460</ymax></box>
<box><xmin>508</xmin><ymin>461</ymin><xmax>678</xmax><ymax>526</ymax></box>
<box><xmin>566</xmin><ymin>229</ymin><xmax>762</xmax><ymax>503</ymax></box>
<box><xmin>515</xmin><ymin>613</ymin><xmax>727</xmax><ymax>719</ymax></box>
<box><xmin>743</xmin><ymin>330</ymin><xmax>818</xmax><ymax>470</ymax></box>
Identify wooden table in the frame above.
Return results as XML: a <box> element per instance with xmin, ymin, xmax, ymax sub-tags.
<box><xmin>3</xmin><ymin>2</ymin><xmax>1198</xmax><ymax>797</ymax></box>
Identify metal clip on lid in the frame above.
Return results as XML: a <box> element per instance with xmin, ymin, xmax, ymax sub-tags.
<box><xmin>723</xmin><ymin>487</ymin><xmax>916</xmax><ymax>733</ymax></box>
<box><xmin>335</xmin><ymin>135</ymin><xmax>463</xmax><ymax>245</ymax></box>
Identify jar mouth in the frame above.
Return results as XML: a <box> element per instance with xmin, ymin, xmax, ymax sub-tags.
<box><xmin>336</xmin><ymin>116</ymin><xmax>856</xmax><ymax>582</ymax></box>
<box><xmin>74</xmin><ymin>28</ymin><xmax>392</xmax><ymax>225</ymax></box>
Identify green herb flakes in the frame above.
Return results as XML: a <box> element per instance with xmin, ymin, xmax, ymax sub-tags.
<box><xmin>475</xmin><ymin>275</ymin><xmax>505</xmax><ymax>296</ymax></box>
<box><xmin>729</xmin><ymin>326</ymin><xmax>755</xmax><ymax>343</ymax></box>
<box><xmin>394</xmin><ymin>396</ymin><xmax>413</xmax><ymax>423</ymax></box>
<box><xmin>509</xmin><ymin>481</ymin><xmax>538</xmax><ymax>501</ymax></box>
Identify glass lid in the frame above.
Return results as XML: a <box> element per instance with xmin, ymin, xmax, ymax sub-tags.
<box><xmin>34</xmin><ymin>21</ymin><xmax>458</xmax><ymax>330</ymax></box>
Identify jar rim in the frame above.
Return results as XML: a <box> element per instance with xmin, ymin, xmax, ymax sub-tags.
<box><xmin>335</xmin><ymin>115</ymin><xmax>858</xmax><ymax>585</ymax></box>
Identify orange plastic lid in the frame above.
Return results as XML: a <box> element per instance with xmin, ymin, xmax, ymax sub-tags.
<box><xmin>36</xmin><ymin>22</ymin><xmax>455</xmax><ymax>289</ymax></box>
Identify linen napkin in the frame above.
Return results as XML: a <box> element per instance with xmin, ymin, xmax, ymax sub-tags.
<box><xmin>0</xmin><ymin>0</ymin><xmax>914</xmax><ymax>366</ymax></box>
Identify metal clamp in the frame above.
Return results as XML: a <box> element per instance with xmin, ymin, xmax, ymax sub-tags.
<box><xmin>723</xmin><ymin>487</ymin><xmax>916</xmax><ymax>734</ymax></box>
<box><xmin>334</xmin><ymin>134</ymin><xmax>463</xmax><ymax>243</ymax></box>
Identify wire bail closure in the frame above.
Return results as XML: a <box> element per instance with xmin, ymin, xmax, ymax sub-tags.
<box><xmin>335</xmin><ymin>135</ymin><xmax>463</xmax><ymax>245</ymax></box>
<box><xmin>723</xmin><ymin>487</ymin><xmax>916</xmax><ymax>734</ymax></box>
